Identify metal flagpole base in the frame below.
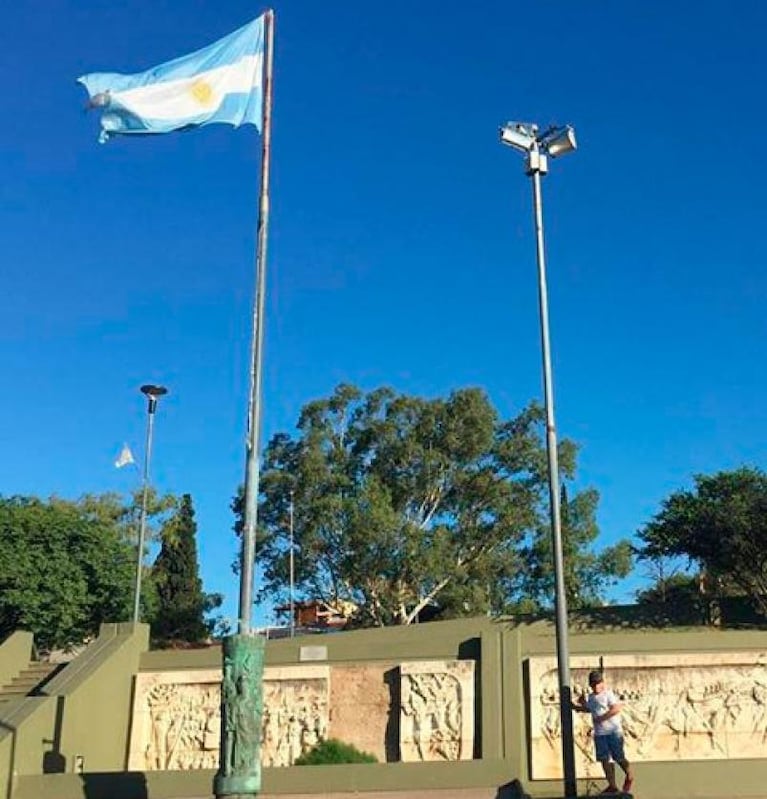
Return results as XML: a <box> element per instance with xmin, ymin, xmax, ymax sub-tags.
<box><xmin>214</xmin><ymin>634</ymin><xmax>265</xmax><ymax>799</ymax></box>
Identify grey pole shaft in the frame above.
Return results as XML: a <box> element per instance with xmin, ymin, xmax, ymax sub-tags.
<box><xmin>289</xmin><ymin>491</ymin><xmax>295</xmax><ymax>638</ymax></box>
<box><xmin>530</xmin><ymin>163</ymin><xmax>578</xmax><ymax>798</ymax></box>
<box><xmin>132</xmin><ymin>398</ymin><xmax>157</xmax><ymax>623</ymax></box>
<box><xmin>238</xmin><ymin>9</ymin><xmax>276</xmax><ymax>635</ymax></box>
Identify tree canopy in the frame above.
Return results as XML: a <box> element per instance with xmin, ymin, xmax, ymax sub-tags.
<box><xmin>0</xmin><ymin>490</ymin><xmax>181</xmax><ymax>651</ymax></box>
<box><xmin>636</xmin><ymin>466</ymin><xmax>767</xmax><ymax>616</ymax></box>
<box><xmin>515</xmin><ymin>485</ymin><xmax>632</xmax><ymax>611</ymax></box>
<box><xmin>0</xmin><ymin>494</ymin><xmax>136</xmax><ymax>650</ymax></box>
<box><xmin>248</xmin><ymin>383</ymin><xmax>630</xmax><ymax>626</ymax></box>
<box><xmin>152</xmin><ymin>493</ymin><xmax>221</xmax><ymax>644</ymax></box>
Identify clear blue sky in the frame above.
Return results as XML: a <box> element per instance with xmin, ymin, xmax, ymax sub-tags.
<box><xmin>2</xmin><ymin>1</ymin><xmax>766</xmax><ymax>626</ymax></box>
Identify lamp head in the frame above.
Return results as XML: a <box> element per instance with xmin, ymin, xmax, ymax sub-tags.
<box><xmin>540</xmin><ymin>125</ymin><xmax>577</xmax><ymax>158</ymax></box>
<box><xmin>140</xmin><ymin>384</ymin><xmax>168</xmax><ymax>399</ymax></box>
<box><xmin>499</xmin><ymin>121</ymin><xmax>538</xmax><ymax>153</ymax></box>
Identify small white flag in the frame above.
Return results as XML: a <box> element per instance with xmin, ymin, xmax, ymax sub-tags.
<box><xmin>114</xmin><ymin>444</ymin><xmax>135</xmax><ymax>469</ymax></box>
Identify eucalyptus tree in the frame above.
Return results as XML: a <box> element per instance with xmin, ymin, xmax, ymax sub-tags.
<box><xmin>245</xmin><ymin>384</ymin><xmax>628</xmax><ymax>626</ymax></box>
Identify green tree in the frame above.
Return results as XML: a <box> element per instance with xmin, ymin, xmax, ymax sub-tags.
<box><xmin>635</xmin><ymin>572</ymin><xmax>699</xmax><ymax>605</ymax></box>
<box><xmin>0</xmin><ymin>494</ymin><xmax>136</xmax><ymax>650</ymax></box>
<box><xmin>636</xmin><ymin>467</ymin><xmax>767</xmax><ymax>616</ymax></box>
<box><xmin>515</xmin><ymin>484</ymin><xmax>632</xmax><ymax>611</ymax></box>
<box><xmin>246</xmin><ymin>383</ymin><xmax>621</xmax><ymax>626</ymax></box>
<box><xmin>151</xmin><ymin>494</ymin><xmax>221</xmax><ymax>644</ymax></box>
<box><xmin>0</xmin><ymin>491</ymin><xmax>179</xmax><ymax>651</ymax></box>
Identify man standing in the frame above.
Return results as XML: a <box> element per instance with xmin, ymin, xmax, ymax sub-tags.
<box><xmin>574</xmin><ymin>670</ymin><xmax>634</xmax><ymax>795</ymax></box>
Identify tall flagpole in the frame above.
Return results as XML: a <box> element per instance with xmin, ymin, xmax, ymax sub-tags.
<box><xmin>239</xmin><ymin>7</ymin><xmax>275</xmax><ymax>636</ymax></box>
<box><xmin>215</xmin><ymin>10</ymin><xmax>275</xmax><ymax>799</ymax></box>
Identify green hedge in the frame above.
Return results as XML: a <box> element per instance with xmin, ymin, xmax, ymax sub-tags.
<box><xmin>294</xmin><ymin>739</ymin><xmax>377</xmax><ymax>765</ymax></box>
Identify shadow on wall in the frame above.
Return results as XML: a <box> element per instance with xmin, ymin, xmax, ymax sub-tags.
<box><xmin>458</xmin><ymin>637</ymin><xmax>481</xmax><ymax>759</ymax></box>
<box><xmin>1</xmin><ymin>720</ymin><xmax>16</xmax><ymax>799</ymax></box>
<box><xmin>383</xmin><ymin>667</ymin><xmax>400</xmax><ymax>762</ymax></box>
<box><xmin>497</xmin><ymin>779</ymin><xmax>530</xmax><ymax>799</ymax></box>
<box><xmin>81</xmin><ymin>772</ymin><xmax>148</xmax><ymax>799</ymax></box>
<box><xmin>42</xmin><ymin>696</ymin><xmax>66</xmax><ymax>774</ymax></box>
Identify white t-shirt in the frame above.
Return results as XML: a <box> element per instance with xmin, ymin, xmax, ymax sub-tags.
<box><xmin>586</xmin><ymin>689</ymin><xmax>622</xmax><ymax>736</ymax></box>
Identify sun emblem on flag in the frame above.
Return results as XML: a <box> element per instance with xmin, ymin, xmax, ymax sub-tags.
<box><xmin>190</xmin><ymin>79</ymin><xmax>215</xmax><ymax>106</ymax></box>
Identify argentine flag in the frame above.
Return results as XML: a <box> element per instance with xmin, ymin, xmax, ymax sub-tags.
<box><xmin>78</xmin><ymin>15</ymin><xmax>265</xmax><ymax>143</ymax></box>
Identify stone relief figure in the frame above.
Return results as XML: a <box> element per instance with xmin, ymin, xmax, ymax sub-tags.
<box><xmin>146</xmin><ymin>684</ymin><xmax>176</xmax><ymax>769</ymax></box>
<box><xmin>144</xmin><ymin>683</ymin><xmax>220</xmax><ymax>770</ymax></box>
<box><xmin>260</xmin><ymin>681</ymin><xmax>329</xmax><ymax>767</ymax></box>
<box><xmin>401</xmin><ymin>671</ymin><xmax>463</xmax><ymax>761</ymax></box>
<box><xmin>539</xmin><ymin>685</ymin><xmax>562</xmax><ymax>749</ymax></box>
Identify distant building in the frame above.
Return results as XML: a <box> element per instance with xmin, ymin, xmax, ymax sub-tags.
<box><xmin>275</xmin><ymin>599</ymin><xmax>355</xmax><ymax>630</ymax></box>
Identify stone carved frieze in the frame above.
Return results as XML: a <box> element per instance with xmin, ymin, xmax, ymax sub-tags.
<box><xmin>261</xmin><ymin>677</ymin><xmax>329</xmax><ymax>767</ymax></box>
<box><xmin>528</xmin><ymin>652</ymin><xmax>767</xmax><ymax>779</ymax></box>
<box><xmin>144</xmin><ymin>682</ymin><xmax>220</xmax><ymax>770</ymax></box>
<box><xmin>399</xmin><ymin>660</ymin><xmax>474</xmax><ymax>762</ymax></box>
<box><xmin>128</xmin><ymin>666</ymin><xmax>329</xmax><ymax>771</ymax></box>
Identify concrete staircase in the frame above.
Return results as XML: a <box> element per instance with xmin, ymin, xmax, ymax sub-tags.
<box><xmin>0</xmin><ymin>660</ymin><xmax>62</xmax><ymax>700</ymax></box>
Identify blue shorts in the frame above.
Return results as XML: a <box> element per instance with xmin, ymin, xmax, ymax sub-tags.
<box><xmin>594</xmin><ymin>731</ymin><xmax>625</xmax><ymax>762</ymax></box>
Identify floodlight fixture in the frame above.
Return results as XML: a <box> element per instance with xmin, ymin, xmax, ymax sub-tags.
<box><xmin>499</xmin><ymin>121</ymin><xmax>538</xmax><ymax>152</ymax></box>
<box><xmin>540</xmin><ymin>124</ymin><xmax>577</xmax><ymax>158</ymax></box>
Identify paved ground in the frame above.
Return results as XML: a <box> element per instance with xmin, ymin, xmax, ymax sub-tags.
<box><xmin>186</xmin><ymin>790</ymin><xmax>512</xmax><ymax>799</ymax></box>
<box><xmin>258</xmin><ymin>792</ymin><xmax>503</xmax><ymax>799</ymax></box>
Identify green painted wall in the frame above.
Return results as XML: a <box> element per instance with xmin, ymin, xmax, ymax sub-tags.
<box><xmin>0</xmin><ymin>631</ymin><xmax>34</xmax><ymax>691</ymax></box>
<box><xmin>5</xmin><ymin>615</ymin><xmax>767</xmax><ymax>798</ymax></box>
<box><xmin>43</xmin><ymin>622</ymin><xmax>150</xmax><ymax>774</ymax></box>
<box><xmin>0</xmin><ymin>622</ymin><xmax>149</xmax><ymax>798</ymax></box>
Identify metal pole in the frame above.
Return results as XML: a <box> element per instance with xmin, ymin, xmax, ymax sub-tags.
<box><xmin>529</xmin><ymin>151</ymin><xmax>578</xmax><ymax>799</ymax></box>
<box><xmin>132</xmin><ymin>395</ymin><xmax>158</xmax><ymax>624</ymax></box>
<box><xmin>238</xmin><ymin>9</ymin><xmax>276</xmax><ymax>635</ymax></box>
<box><xmin>289</xmin><ymin>490</ymin><xmax>295</xmax><ymax>638</ymax></box>
<box><xmin>214</xmin><ymin>14</ymin><xmax>274</xmax><ymax>799</ymax></box>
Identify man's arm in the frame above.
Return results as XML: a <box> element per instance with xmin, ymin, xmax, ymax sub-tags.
<box><xmin>571</xmin><ymin>695</ymin><xmax>590</xmax><ymax>713</ymax></box>
<box><xmin>596</xmin><ymin>697</ymin><xmax>623</xmax><ymax>723</ymax></box>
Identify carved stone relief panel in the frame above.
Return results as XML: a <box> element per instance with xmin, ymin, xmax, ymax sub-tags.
<box><xmin>399</xmin><ymin>660</ymin><xmax>475</xmax><ymax>762</ymax></box>
<box><xmin>528</xmin><ymin>652</ymin><xmax>767</xmax><ymax>779</ymax></box>
<box><xmin>128</xmin><ymin>665</ymin><xmax>329</xmax><ymax>771</ymax></box>
<box><xmin>261</xmin><ymin>667</ymin><xmax>329</xmax><ymax>768</ymax></box>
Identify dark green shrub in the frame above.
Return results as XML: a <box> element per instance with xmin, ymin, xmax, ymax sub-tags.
<box><xmin>294</xmin><ymin>738</ymin><xmax>377</xmax><ymax>765</ymax></box>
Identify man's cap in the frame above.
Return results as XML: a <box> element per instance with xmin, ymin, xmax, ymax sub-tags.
<box><xmin>588</xmin><ymin>670</ymin><xmax>604</xmax><ymax>686</ymax></box>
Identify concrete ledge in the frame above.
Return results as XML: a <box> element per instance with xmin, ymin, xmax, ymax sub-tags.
<box><xmin>15</xmin><ymin>761</ymin><xmax>518</xmax><ymax>799</ymax></box>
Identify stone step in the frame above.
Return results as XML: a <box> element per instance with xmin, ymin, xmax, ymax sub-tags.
<box><xmin>0</xmin><ymin>662</ymin><xmax>61</xmax><ymax>699</ymax></box>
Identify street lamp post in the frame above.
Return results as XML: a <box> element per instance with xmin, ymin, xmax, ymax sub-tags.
<box><xmin>500</xmin><ymin>121</ymin><xmax>578</xmax><ymax>799</ymax></box>
<box><xmin>132</xmin><ymin>383</ymin><xmax>168</xmax><ymax>624</ymax></box>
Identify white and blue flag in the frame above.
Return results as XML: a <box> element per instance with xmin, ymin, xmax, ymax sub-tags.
<box><xmin>78</xmin><ymin>15</ymin><xmax>265</xmax><ymax>143</ymax></box>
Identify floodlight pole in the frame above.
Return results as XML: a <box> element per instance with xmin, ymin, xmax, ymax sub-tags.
<box><xmin>132</xmin><ymin>384</ymin><xmax>168</xmax><ymax>624</ymax></box>
<box><xmin>526</xmin><ymin>143</ymin><xmax>577</xmax><ymax>799</ymax></box>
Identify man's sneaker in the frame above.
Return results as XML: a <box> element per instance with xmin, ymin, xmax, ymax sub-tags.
<box><xmin>622</xmin><ymin>776</ymin><xmax>634</xmax><ymax>793</ymax></box>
